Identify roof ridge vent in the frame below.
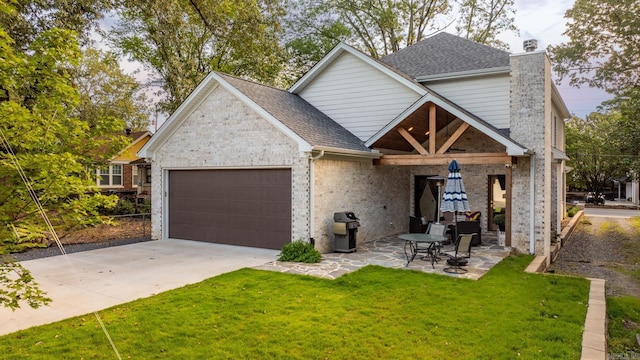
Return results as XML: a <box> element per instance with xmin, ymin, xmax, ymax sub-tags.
<box><xmin>523</xmin><ymin>39</ymin><xmax>538</xmax><ymax>52</ymax></box>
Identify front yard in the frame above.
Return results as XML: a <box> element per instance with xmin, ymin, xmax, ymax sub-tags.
<box><xmin>1</xmin><ymin>255</ymin><xmax>589</xmax><ymax>359</ymax></box>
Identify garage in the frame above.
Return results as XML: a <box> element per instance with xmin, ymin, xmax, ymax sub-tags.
<box><xmin>168</xmin><ymin>168</ymin><xmax>292</xmax><ymax>249</ymax></box>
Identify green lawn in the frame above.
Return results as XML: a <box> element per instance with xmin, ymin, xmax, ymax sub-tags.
<box><xmin>1</xmin><ymin>255</ymin><xmax>590</xmax><ymax>359</ymax></box>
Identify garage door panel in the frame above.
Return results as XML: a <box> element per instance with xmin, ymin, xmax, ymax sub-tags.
<box><xmin>168</xmin><ymin>169</ymin><xmax>291</xmax><ymax>249</ymax></box>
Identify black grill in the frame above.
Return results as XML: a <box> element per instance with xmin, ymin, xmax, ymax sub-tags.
<box><xmin>333</xmin><ymin>211</ymin><xmax>360</xmax><ymax>253</ymax></box>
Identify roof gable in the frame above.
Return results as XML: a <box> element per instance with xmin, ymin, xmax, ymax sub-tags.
<box><xmin>139</xmin><ymin>72</ymin><xmax>372</xmax><ymax>159</ymax></box>
<box><xmin>380</xmin><ymin>32</ymin><xmax>510</xmax><ymax>79</ymax></box>
<box><xmin>367</xmin><ymin>87</ymin><xmax>529</xmax><ymax>156</ymax></box>
<box><xmin>217</xmin><ymin>73</ymin><xmax>370</xmax><ymax>153</ymax></box>
<box><xmin>112</xmin><ymin>131</ymin><xmax>152</xmax><ymax>162</ymax></box>
<box><xmin>289</xmin><ymin>42</ymin><xmax>427</xmax><ymax>95</ymax></box>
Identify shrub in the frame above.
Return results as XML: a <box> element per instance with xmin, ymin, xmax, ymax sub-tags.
<box><xmin>566</xmin><ymin>205</ymin><xmax>579</xmax><ymax>217</ymax></box>
<box><xmin>279</xmin><ymin>240</ymin><xmax>321</xmax><ymax>263</ymax></box>
<box><xmin>493</xmin><ymin>214</ymin><xmax>505</xmax><ymax>231</ymax></box>
<box><xmin>100</xmin><ymin>198</ymin><xmax>136</xmax><ymax>215</ymax></box>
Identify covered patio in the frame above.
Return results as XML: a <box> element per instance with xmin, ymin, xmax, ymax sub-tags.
<box><xmin>255</xmin><ymin>233</ymin><xmax>512</xmax><ymax>280</ymax></box>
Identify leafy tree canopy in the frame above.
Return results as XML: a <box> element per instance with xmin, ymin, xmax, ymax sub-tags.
<box><xmin>565</xmin><ymin>112</ymin><xmax>630</xmax><ymax>194</ymax></box>
<box><xmin>455</xmin><ymin>0</ymin><xmax>517</xmax><ymax>51</ymax></box>
<box><xmin>73</xmin><ymin>48</ymin><xmax>151</xmax><ymax>132</ymax></box>
<box><xmin>548</xmin><ymin>0</ymin><xmax>640</xmax><ymax>93</ymax></box>
<box><xmin>109</xmin><ymin>0</ymin><xmax>287</xmax><ymax>113</ymax></box>
<box><xmin>284</xmin><ymin>0</ymin><xmax>517</xmax><ymax>80</ymax></box>
<box><xmin>0</xmin><ymin>24</ymin><xmax>123</xmax><ymax>235</ymax></box>
<box><xmin>0</xmin><ymin>0</ymin><xmax>112</xmax><ymax>49</ymax></box>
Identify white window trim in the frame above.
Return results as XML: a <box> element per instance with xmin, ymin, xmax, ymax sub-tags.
<box><xmin>97</xmin><ymin>164</ymin><xmax>125</xmax><ymax>188</ymax></box>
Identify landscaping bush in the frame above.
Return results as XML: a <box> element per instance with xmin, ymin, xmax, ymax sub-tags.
<box><xmin>278</xmin><ymin>240</ymin><xmax>321</xmax><ymax>263</ymax></box>
<box><xmin>99</xmin><ymin>198</ymin><xmax>136</xmax><ymax>216</ymax></box>
<box><xmin>567</xmin><ymin>205</ymin><xmax>579</xmax><ymax>217</ymax></box>
<box><xmin>493</xmin><ymin>214</ymin><xmax>505</xmax><ymax>231</ymax></box>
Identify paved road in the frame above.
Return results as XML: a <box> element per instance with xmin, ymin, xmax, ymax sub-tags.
<box><xmin>584</xmin><ymin>207</ymin><xmax>640</xmax><ymax>218</ymax></box>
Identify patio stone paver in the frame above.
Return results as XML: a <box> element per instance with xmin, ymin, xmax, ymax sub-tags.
<box><xmin>254</xmin><ymin>234</ymin><xmax>512</xmax><ymax>280</ymax></box>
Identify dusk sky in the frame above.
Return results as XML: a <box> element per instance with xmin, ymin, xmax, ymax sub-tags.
<box><xmin>500</xmin><ymin>0</ymin><xmax>613</xmax><ymax>118</ymax></box>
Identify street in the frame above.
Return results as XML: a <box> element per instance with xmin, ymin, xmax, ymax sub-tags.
<box><xmin>583</xmin><ymin>207</ymin><xmax>640</xmax><ymax>218</ymax></box>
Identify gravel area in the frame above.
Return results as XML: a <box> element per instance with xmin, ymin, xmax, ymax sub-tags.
<box><xmin>8</xmin><ymin>237</ymin><xmax>153</xmax><ymax>262</ymax></box>
<box><xmin>548</xmin><ymin>216</ymin><xmax>640</xmax><ymax>298</ymax></box>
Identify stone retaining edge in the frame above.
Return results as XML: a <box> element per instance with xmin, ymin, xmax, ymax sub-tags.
<box><xmin>581</xmin><ymin>278</ymin><xmax>607</xmax><ymax>360</ymax></box>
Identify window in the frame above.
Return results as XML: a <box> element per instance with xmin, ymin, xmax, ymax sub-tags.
<box><xmin>97</xmin><ymin>165</ymin><xmax>123</xmax><ymax>187</ymax></box>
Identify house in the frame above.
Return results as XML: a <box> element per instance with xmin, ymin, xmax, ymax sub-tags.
<box><xmin>138</xmin><ymin>32</ymin><xmax>570</xmax><ymax>265</ymax></box>
<box><xmin>97</xmin><ymin>129</ymin><xmax>152</xmax><ymax>201</ymax></box>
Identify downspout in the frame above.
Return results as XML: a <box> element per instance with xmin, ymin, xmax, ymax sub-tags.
<box><xmin>529</xmin><ymin>154</ymin><xmax>536</xmax><ymax>254</ymax></box>
<box><xmin>309</xmin><ymin>150</ymin><xmax>325</xmax><ymax>246</ymax></box>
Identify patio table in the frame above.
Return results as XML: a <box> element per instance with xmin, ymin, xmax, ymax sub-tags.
<box><xmin>399</xmin><ymin>233</ymin><xmax>448</xmax><ymax>268</ymax></box>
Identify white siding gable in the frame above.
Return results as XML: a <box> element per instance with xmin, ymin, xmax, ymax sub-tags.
<box><xmin>425</xmin><ymin>74</ymin><xmax>510</xmax><ymax>129</ymax></box>
<box><xmin>298</xmin><ymin>52</ymin><xmax>422</xmax><ymax>141</ymax></box>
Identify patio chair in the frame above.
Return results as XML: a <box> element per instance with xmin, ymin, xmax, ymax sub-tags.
<box><xmin>443</xmin><ymin>233</ymin><xmax>475</xmax><ymax>274</ymax></box>
<box><xmin>421</xmin><ymin>222</ymin><xmax>448</xmax><ymax>258</ymax></box>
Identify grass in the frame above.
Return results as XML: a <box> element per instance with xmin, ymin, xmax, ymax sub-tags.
<box><xmin>0</xmin><ymin>255</ymin><xmax>590</xmax><ymax>359</ymax></box>
<box><xmin>608</xmin><ymin>296</ymin><xmax>640</xmax><ymax>355</ymax></box>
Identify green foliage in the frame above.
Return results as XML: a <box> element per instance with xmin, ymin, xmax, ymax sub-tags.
<box><xmin>566</xmin><ymin>205</ymin><xmax>579</xmax><ymax>217</ymax></box>
<box><xmin>287</xmin><ymin>0</ymin><xmax>450</xmax><ymax>59</ymax></box>
<box><xmin>548</xmin><ymin>0</ymin><xmax>640</xmax><ymax>93</ymax></box>
<box><xmin>455</xmin><ymin>0</ymin><xmax>518</xmax><ymax>51</ymax></box>
<box><xmin>0</xmin><ymin>3</ymin><xmax>126</xmax><ymax>309</ymax></box>
<box><xmin>100</xmin><ymin>198</ymin><xmax>136</xmax><ymax>216</ymax></box>
<box><xmin>110</xmin><ymin>0</ymin><xmax>287</xmax><ymax>113</ymax></box>
<box><xmin>565</xmin><ymin>113</ymin><xmax>629</xmax><ymax>194</ymax></box>
<box><xmin>278</xmin><ymin>240</ymin><xmax>321</xmax><ymax>263</ymax></box>
<box><xmin>0</xmin><ymin>256</ymin><xmax>590</xmax><ymax>358</ymax></box>
<box><xmin>0</xmin><ymin>254</ymin><xmax>51</xmax><ymax>311</ymax></box>
<box><xmin>607</xmin><ymin>296</ymin><xmax>640</xmax><ymax>355</ymax></box>
<box><xmin>493</xmin><ymin>213</ymin><xmax>505</xmax><ymax>225</ymax></box>
<box><xmin>72</xmin><ymin>48</ymin><xmax>151</xmax><ymax>131</ymax></box>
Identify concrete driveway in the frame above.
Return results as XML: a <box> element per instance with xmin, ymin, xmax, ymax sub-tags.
<box><xmin>0</xmin><ymin>239</ymin><xmax>279</xmax><ymax>336</ymax></box>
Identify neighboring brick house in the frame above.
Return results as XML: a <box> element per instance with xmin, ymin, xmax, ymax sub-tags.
<box><xmin>97</xmin><ymin>130</ymin><xmax>152</xmax><ymax>200</ymax></box>
<box><xmin>139</xmin><ymin>32</ymin><xmax>569</xmax><ymax>265</ymax></box>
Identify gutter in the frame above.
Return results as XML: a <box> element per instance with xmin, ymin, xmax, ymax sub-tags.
<box><xmin>530</xmin><ymin>154</ymin><xmax>536</xmax><ymax>254</ymax></box>
<box><xmin>312</xmin><ymin>146</ymin><xmax>381</xmax><ymax>159</ymax></box>
<box><xmin>415</xmin><ymin>66</ymin><xmax>510</xmax><ymax>82</ymax></box>
<box><xmin>308</xmin><ymin>150</ymin><xmax>325</xmax><ymax>246</ymax></box>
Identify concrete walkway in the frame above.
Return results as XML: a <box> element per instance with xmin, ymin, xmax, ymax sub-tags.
<box><xmin>0</xmin><ymin>239</ymin><xmax>279</xmax><ymax>336</ymax></box>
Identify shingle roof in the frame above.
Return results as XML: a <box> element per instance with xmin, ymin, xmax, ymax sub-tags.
<box><xmin>216</xmin><ymin>72</ymin><xmax>371</xmax><ymax>153</ymax></box>
<box><xmin>380</xmin><ymin>32</ymin><xmax>510</xmax><ymax>79</ymax></box>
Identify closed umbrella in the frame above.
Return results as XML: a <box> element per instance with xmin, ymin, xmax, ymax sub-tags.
<box><xmin>441</xmin><ymin>160</ymin><xmax>470</xmax><ymax>241</ymax></box>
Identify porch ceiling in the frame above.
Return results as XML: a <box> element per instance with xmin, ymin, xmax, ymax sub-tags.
<box><xmin>371</xmin><ymin>103</ymin><xmax>457</xmax><ymax>153</ymax></box>
<box><xmin>371</xmin><ymin>101</ymin><xmax>512</xmax><ymax>166</ymax></box>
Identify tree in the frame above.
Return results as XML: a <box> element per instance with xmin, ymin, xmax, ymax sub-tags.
<box><xmin>548</xmin><ymin>0</ymin><xmax>640</xmax><ymax>93</ymax></box>
<box><xmin>0</xmin><ymin>0</ymin><xmax>112</xmax><ymax>49</ymax></box>
<box><xmin>289</xmin><ymin>0</ymin><xmax>450</xmax><ymax>59</ymax></box>
<box><xmin>455</xmin><ymin>0</ymin><xmax>518</xmax><ymax>51</ymax></box>
<box><xmin>73</xmin><ymin>48</ymin><xmax>151</xmax><ymax>132</ymax></box>
<box><xmin>565</xmin><ymin>112</ymin><xmax>629</xmax><ymax>196</ymax></box>
<box><xmin>0</xmin><ymin>4</ymin><xmax>123</xmax><ymax>309</ymax></box>
<box><xmin>109</xmin><ymin>0</ymin><xmax>287</xmax><ymax>113</ymax></box>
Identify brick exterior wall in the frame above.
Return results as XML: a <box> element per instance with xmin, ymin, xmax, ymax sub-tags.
<box><xmin>509</xmin><ymin>51</ymin><xmax>553</xmax><ymax>259</ymax></box>
<box><xmin>149</xmin><ymin>86</ymin><xmax>310</xmax><ymax>243</ymax></box>
<box><xmin>312</xmin><ymin>159</ymin><xmax>409</xmax><ymax>253</ymax></box>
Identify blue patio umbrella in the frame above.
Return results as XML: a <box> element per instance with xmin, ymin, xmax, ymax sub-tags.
<box><xmin>441</xmin><ymin>160</ymin><xmax>470</xmax><ymax>241</ymax></box>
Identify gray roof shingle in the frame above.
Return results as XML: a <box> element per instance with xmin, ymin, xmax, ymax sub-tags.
<box><xmin>380</xmin><ymin>32</ymin><xmax>510</xmax><ymax>79</ymax></box>
<box><xmin>217</xmin><ymin>72</ymin><xmax>371</xmax><ymax>153</ymax></box>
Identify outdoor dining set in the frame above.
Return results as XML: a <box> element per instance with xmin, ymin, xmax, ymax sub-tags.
<box><xmin>400</xmin><ymin>159</ymin><xmax>475</xmax><ymax>274</ymax></box>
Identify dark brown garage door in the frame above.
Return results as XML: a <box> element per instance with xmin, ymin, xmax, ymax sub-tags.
<box><xmin>168</xmin><ymin>169</ymin><xmax>291</xmax><ymax>249</ymax></box>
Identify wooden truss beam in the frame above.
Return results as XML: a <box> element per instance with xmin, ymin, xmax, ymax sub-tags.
<box><xmin>437</xmin><ymin>122</ymin><xmax>470</xmax><ymax>154</ymax></box>
<box><xmin>375</xmin><ymin>153</ymin><xmax>513</xmax><ymax>166</ymax></box>
<box><xmin>396</xmin><ymin>127</ymin><xmax>428</xmax><ymax>155</ymax></box>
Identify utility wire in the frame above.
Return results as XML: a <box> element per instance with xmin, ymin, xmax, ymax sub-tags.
<box><xmin>0</xmin><ymin>127</ymin><xmax>122</xmax><ymax>360</ymax></box>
